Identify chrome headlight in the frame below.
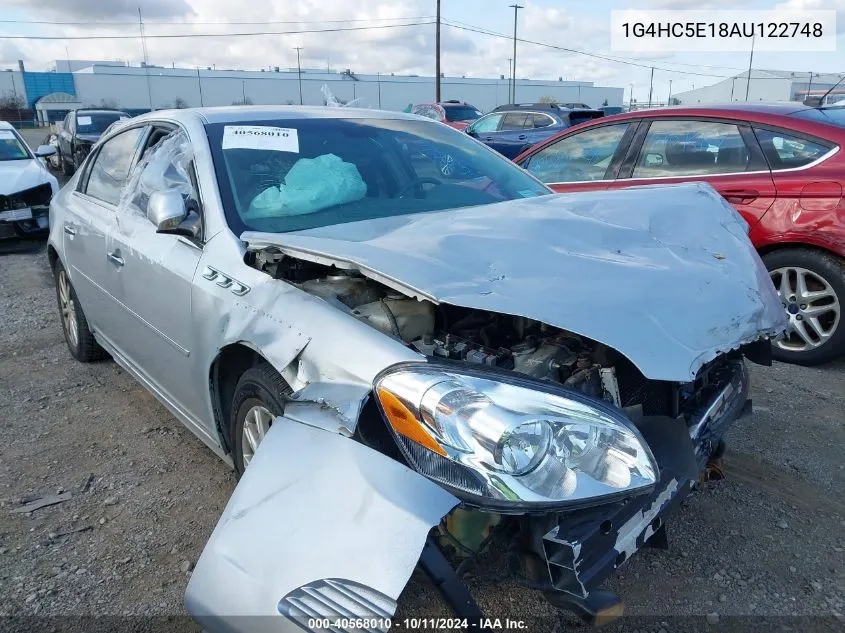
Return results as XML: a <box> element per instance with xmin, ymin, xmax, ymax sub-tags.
<box><xmin>374</xmin><ymin>364</ymin><xmax>657</xmax><ymax>511</ymax></box>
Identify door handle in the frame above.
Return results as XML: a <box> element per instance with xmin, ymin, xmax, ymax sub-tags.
<box><xmin>107</xmin><ymin>251</ymin><xmax>124</xmax><ymax>267</ymax></box>
<box><xmin>518</xmin><ymin>134</ymin><xmax>527</xmax><ymax>140</ymax></box>
<box><xmin>722</xmin><ymin>189</ymin><xmax>759</xmax><ymax>204</ymax></box>
<box><xmin>485</xmin><ymin>136</ymin><xmax>494</xmax><ymax>141</ymax></box>
<box><xmin>63</xmin><ymin>225</ymin><xmax>76</xmax><ymax>236</ymax></box>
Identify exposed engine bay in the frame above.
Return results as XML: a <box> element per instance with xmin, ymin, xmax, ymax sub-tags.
<box><xmin>250</xmin><ymin>249</ymin><xmax>739</xmax><ymax>425</ymax></box>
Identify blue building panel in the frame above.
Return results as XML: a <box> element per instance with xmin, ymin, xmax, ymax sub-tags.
<box><xmin>22</xmin><ymin>72</ymin><xmax>76</xmax><ymax>108</ymax></box>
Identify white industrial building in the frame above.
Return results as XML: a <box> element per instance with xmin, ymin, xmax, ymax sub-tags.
<box><xmin>674</xmin><ymin>69</ymin><xmax>845</xmax><ymax>105</ymax></box>
<box><xmin>0</xmin><ymin>59</ymin><xmax>624</xmax><ymax>125</ymax></box>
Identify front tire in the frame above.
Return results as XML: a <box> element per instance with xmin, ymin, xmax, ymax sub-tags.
<box><xmin>763</xmin><ymin>248</ymin><xmax>845</xmax><ymax>365</ymax></box>
<box><xmin>54</xmin><ymin>261</ymin><xmax>108</xmax><ymax>362</ymax></box>
<box><xmin>230</xmin><ymin>363</ymin><xmax>293</xmax><ymax>475</ymax></box>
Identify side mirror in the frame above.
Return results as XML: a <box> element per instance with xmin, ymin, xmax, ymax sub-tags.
<box><xmin>466</xmin><ymin>128</ymin><xmax>477</xmax><ymax>137</ymax></box>
<box><xmin>34</xmin><ymin>145</ymin><xmax>57</xmax><ymax>158</ymax></box>
<box><xmin>147</xmin><ymin>190</ymin><xmax>188</xmax><ymax>232</ymax></box>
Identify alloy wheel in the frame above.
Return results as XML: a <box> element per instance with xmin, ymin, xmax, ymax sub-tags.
<box><xmin>241</xmin><ymin>404</ymin><xmax>273</xmax><ymax>467</ymax></box>
<box><xmin>57</xmin><ymin>269</ymin><xmax>79</xmax><ymax>349</ymax></box>
<box><xmin>770</xmin><ymin>266</ymin><xmax>840</xmax><ymax>352</ymax></box>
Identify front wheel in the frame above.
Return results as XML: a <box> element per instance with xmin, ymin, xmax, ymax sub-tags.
<box><xmin>764</xmin><ymin>248</ymin><xmax>845</xmax><ymax>365</ymax></box>
<box><xmin>230</xmin><ymin>363</ymin><xmax>293</xmax><ymax>475</ymax></box>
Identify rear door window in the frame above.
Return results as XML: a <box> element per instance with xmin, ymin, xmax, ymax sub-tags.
<box><xmin>470</xmin><ymin>113</ymin><xmax>504</xmax><ymax>134</ymax></box>
<box><xmin>500</xmin><ymin>113</ymin><xmax>531</xmax><ymax>130</ymax></box>
<box><xmin>632</xmin><ymin>120</ymin><xmax>754</xmax><ymax>178</ymax></box>
<box><xmin>84</xmin><ymin>127</ymin><xmax>145</xmax><ymax>205</ymax></box>
<box><xmin>532</xmin><ymin>113</ymin><xmax>556</xmax><ymax>128</ymax></box>
<box><xmin>753</xmin><ymin>128</ymin><xmax>834</xmax><ymax>170</ymax></box>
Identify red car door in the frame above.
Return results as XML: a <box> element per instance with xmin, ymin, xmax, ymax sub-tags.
<box><xmin>607</xmin><ymin>118</ymin><xmax>777</xmax><ymax>228</ymax></box>
<box><xmin>520</xmin><ymin>121</ymin><xmax>637</xmax><ymax>193</ymax></box>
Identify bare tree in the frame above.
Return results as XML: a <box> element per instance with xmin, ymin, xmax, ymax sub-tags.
<box><xmin>100</xmin><ymin>98</ymin><xmax>119</xmax><ymax>109</ymax></box>
<box><xmin>231</xmin><ymin>97</ymin><xmax>253</xmax><ymax>106</ymax></box>
<box><xmin>538</xmin><ymin>95</ymin><xmax>558</xmax><ymax>104</ymax></box>
<box><xmin>173</xmin><ymin>97</ymin><xmax>188</xmax><ymax>109</ymax></box>
<box><xmin>602</xmin><ymin>98</ymin><xmax>609</xmax><ymax>106</ymax></box>
<box><xmin>0</xmin><ymin>91</ymin><xmax>25</xmax><ymax>109</ymax></box>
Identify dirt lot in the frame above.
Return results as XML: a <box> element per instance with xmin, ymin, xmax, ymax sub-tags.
<box><xmin>1</xmin><ymin>147</ymin><xmax>844</xmax><ymax>631</ymax></box>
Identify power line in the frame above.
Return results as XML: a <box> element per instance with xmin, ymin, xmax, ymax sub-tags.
<box><xmin>0</xmin><ymin>15</ymin><xmax>435</xmax><ymax>26</ymax></box>
<box><xmin>0</xmin><ymin>20</ymin><xmax>435</xmax><ymax>40</ymax></box>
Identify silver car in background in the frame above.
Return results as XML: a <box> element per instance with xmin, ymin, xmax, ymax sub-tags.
<box><xmin>46</xmin><ymin>106</ymin><xmax>785</xmax><ymax>631</ymax></box>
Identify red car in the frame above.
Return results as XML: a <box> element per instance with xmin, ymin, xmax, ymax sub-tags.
<box><xmin>515</xmin><ymin>103</ymin><xmax>845</xmax><ymax>365</ymax></box>
<box><xmin>411</xmin><ymin>101</ymin><xmax>483</xmax><ymax>131</ymax></box>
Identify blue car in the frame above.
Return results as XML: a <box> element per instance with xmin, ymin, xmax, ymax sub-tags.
<box><xmin>466</xmin><ymin>103</ymin><xmax>605</xmax><ymax>159</ymax></box>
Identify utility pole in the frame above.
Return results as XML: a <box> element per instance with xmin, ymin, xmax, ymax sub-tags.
<box><xmin>807</xmin><ymin>71</ymin><xmax>814</xmax><ymax>101</ymax></box>
<box><xmin>294</xmin><ymin>46</ymin><xmax>304</xmax><ymax>105</ymax></box>
<box><xmin>730</xmin><ymin>77</ymin><xmax>736</xmax><ymax>101</ymax></box>
<box><xmin>377</xmin><ymin>72</ymin><xmax>382</xmax><ymax>109</ymax></box>
<box><xmin>745</xmin><ymin>34</ymin><xmax>755</xmax><ymax>101</ymax></box>
<box><xmin>138</xmin><ymin>8</ymin><xmax>153</xmax><ymax>111</ymax></box>
<box><xmin>197</xmin><ymin>67</ymin><xmax>204</xmax><ymax>106</ymax></box>
<box><xmin>241</xmin><ymin>80</ymin><xmax>246</xmax><ymax>103</ymax></box>
<box><xmin>629</xmin><ymin>82</ymin><xmax>634</xmax><ymax>109</ymax></box>
<box><xmin>507</xmin><ymin>58</ymin><xmax>512</xmax><ymax>104</ymax></box>
<box><xmin>667</xmin><ymin>79</ymin><xmax>673</xmax><ymax>105</ymax></box>
<box><xmin>647</xmin><ymin>66</ymin><xmax>654</xmax><ymax>107</ymax></box>
<box><xmin>435</xmin><ymin>0</ymin><xmax>441</xmax><ymax>102</ymax></box>
<box><xmin>509</xmin><ymin>4</ymin><xmax>523</xmax><ymax>103</ymax></box>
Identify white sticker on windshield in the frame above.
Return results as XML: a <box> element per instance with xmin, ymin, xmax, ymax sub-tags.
<box><xmin>77</xmin><ymin>116</ymin><xmax>92</xmax><ymax>125</ymax></box>
<box><xmin>119</xmin><ymin>116</ymin><xmax>128</xmax><ymax>120</ymax></box>
<box><xmin>222</xmin><ymin>126</ymin><xmax>299</xmax><ymax>153</ymax></box>
<box><xmin>0</xmin><ymin>130</ymin><xmax>15</xmax><ymax>140</ymax></box>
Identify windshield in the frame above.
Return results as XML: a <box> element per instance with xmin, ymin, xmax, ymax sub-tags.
<box><xmin>0</xmin><ymin>129</ymin><xmax>31</xmax><ymax>161</ymax></box>
<box><xmin>206</xmin><ymin>118</ymin><xmax>550</xmax><ymax>234</ymax></box>
<box><xmin>76</xmin><ymin>112</ymin><xmax>127</xmax><ymax>134</ymax></box>
<box><xmin>444</xmin><ymin>106</ymin><xmax>482</xmax><ymax>122</ymax></box>
<box><xmin>790</xmin><ymin>106</ymin><xmax>845</xmax><ymax>129</ymax></box>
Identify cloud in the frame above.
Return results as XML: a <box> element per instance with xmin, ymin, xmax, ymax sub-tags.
<box><xmin>6</xmin><ymin>0</ymin><xmax>194</xmax><ymax>20</ymax></box>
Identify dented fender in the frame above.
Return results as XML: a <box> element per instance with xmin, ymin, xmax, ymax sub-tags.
<box><xmin>185</xmin><ymin>420</ymin><xmax>459</xmax><ymax>632</ymax></box>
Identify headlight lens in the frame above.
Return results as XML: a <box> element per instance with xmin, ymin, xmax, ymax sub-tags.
<box><xmin>374</xmin><ymin>365</ymin><xmax>657</xmax><ymax>510</ymax></box>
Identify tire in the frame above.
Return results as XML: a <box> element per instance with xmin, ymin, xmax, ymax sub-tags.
<box><xmin>763</xmin><ymin>248</ymin><xmax>845</xmax><ymax>365</ymax></box>
<box><xmin>62</xmin><ymin>151</ymin><xmax>74</xmax><ymax>177</ymax></box>
<box><xmin>54</xmin><ymin>261</ymin><xmax>108</xmax><ymax>362</ymax></box>
<box><xmin>230</xmin><ymin>363</ymin><xmax>293</xmax><ymax>475</ymax></box>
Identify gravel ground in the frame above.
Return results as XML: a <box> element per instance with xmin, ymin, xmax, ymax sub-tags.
<box><xmin>1</xmin><ymin>177</ymin><xmax>844</xmax><ymax>630</ymax></box>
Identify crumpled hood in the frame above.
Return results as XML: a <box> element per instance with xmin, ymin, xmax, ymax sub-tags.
<box><xmin>0</xmin><ymin>159</ymin><xmax>51</xmax><ymax>196</ymax></box>
<box><xmin>243</xmin><ymin>183</ymin><xmax>786</xmax><ymax>381</ymax></box>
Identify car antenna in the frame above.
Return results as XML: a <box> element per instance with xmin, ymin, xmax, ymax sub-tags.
<box><xmin>805</xmin><ymin>75</ymin><xmax>845</xmax><ymax>107</ymax></box>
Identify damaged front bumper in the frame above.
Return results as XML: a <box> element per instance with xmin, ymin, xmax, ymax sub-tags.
<box><xmin>522</xmin><ymin>359</ymin><xmax>750</xmax><ymax>621</ymax></box>
<box><xmin>186</xmin><ymin>362</ymin><xmax>750</xmax><ymax>631</ymax></box>
<box><xmin>0</xmin><ymin>185</ymin><xmax>52</xmax><ymax>238</ymax></box>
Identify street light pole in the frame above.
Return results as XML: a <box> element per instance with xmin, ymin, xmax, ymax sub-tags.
<box><xmin>507</xmin><ymin>58</ymin><xmax>512</xmax><ymax>104</ymax></box>
<box><xmin>509</xmin><ymin>4</ymin><xmax>523</xmax><ymax>103</ymax></box>
<box><xmin>667</xmin><ymin>79</ymin><xmax>673</xmax><ymax>105</ymax></box>
<box><xmin>294</xmin><ymin>46</ymin><xmax>304</xmax><ymax>105</ymax></box>
<box><xmin>197</xmin><ymin>67</ymin><xmax>204</xmax><ymax>106</ymax></box>
<box><xmin>647</xmin><ymin>66</ymin><xmax>654</xmax><ymax>107</ymax></box>
<box><xmin>435</xmin><ymin>0</ymin><xmax>441</xmax><ymax>102</ymax></box>
<box><xmin>730</xmin><ymin>77</ymin><xmax>736</xmax><ymax>101</ymax></box>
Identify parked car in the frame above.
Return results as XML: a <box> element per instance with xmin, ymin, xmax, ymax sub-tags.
<box><xmin>47</xmin><ymin>106</ymin><xmax>784</xmax><ymax>630</ymax></box>
<box><xmin>0</xmin><ymin>121</ymin><xmax>58</xmax><ymax>239</ymax></box>
<box><xmin>56</xmin><ymin>108</ymin><xmax>130</xmax><ymax>176</ymax></box>
<box><xmin>468</xmin><ymin>103</ymin><xmax>604</xmax><ymax>158</ymax></box>
<box><xmin>515</xmin><ymin>103</ymin><xmax>845</xmax><ymax>365</ymax></box>
<box><xmin>411</xmin><ymin>100</ymin><xmax>483</xmax><ymax>130</ymax></box>
<box><xmin>600</xmin><ymin>105</ymin><xmax>626</xmax><ymax>116</ymax></box>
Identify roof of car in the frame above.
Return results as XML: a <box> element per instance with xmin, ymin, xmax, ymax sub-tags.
<box><xmin>0</xmin><ymin>120</ymin><xmax>14</xmax><ymax>130</ymax></box>
<box><xmin>620</xmin><ymin>102</ymin><xmax>816</xmax><ymax>117</ymax></box>
<box><xmin>75</xmin><ymin>109</ymin><xmax>130</xmax><ymax>116</ymax></box>
<box><xmin>136</xmin><ymin>105</ymin><xmax>427</xmax><ymax>125</ymax></box>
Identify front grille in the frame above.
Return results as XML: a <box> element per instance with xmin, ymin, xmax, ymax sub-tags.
<box><xmin>278</xmin><ymin>578</ymin><xmax>394</xmax><ymax>632</ymax></box>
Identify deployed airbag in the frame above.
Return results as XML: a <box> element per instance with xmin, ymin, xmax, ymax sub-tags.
<box><xmin>247</xmin><ymin>153</ymin><xmax>367</xmax><ymax>219</ymax></box>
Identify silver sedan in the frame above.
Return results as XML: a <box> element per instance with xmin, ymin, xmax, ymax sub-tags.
<box><xmin>47</xmin><ymin>106</ymin><xmax>785</xmax><ymax>631</ymax></box>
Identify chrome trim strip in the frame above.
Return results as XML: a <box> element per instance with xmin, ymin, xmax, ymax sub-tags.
<box><xmin>541</xmin><ymin>143</ymin><xmax>839</xmax><ymax>187</ymax></box>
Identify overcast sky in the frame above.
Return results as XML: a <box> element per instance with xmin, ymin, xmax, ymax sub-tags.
<box><xmin>1</xmin><ymin>0</ymin><xmax>843</xmax><ymax>103</ymax></box>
